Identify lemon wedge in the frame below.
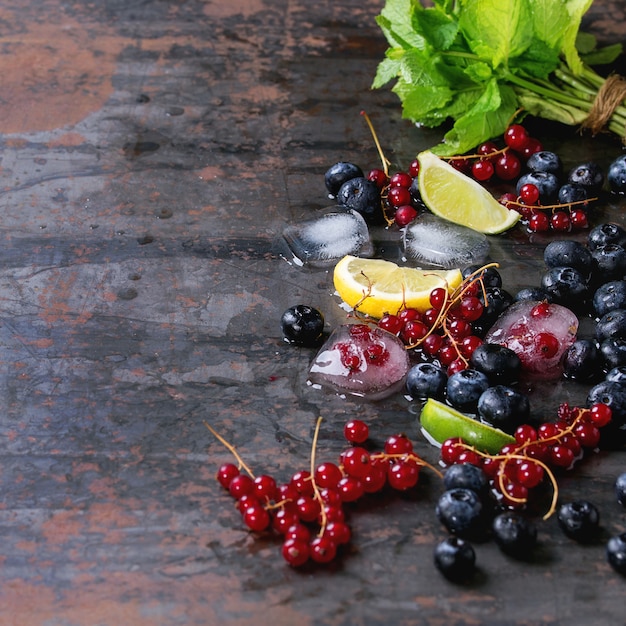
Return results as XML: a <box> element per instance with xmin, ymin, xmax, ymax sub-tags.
<box><xmin>420</xmin><ymin>398</ymin><xmax>515</xmax><ymax>454</ymax></box>
<box><xmin>418</xmin><ymin>151</ymin><xmax>520</xmax><ymax>234</ymax></box>
<box><xmin>333</xmin><ymin>255</ymin><xmax>462</xmax><ymax>319</ymax></box>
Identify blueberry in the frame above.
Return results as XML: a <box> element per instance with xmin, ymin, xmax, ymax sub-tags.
<box><xmin>593</xmin><ymin>280</ymin><xmax>626</xmax><ymax>317</ymax></box>
<box><xmin>607</xmin><ymin>533</ymin><xmax>626</xmax><ymax>575</ymax></box>
<box><xmin>446</xmin><ymin>369</ymin><xmax>490</xmax><ymax>413</ymax></box>
<box><xmin>591</xmin><ymin>244</ymin><xmax>626</xmax><ymax>282</ymax></box>
<box><xmin>541</xmin><ymin>266</ymin><xmax>588</xmax><ymax>308</ymax></box>
<box><xmin>568</xmin><ymin>162</ymin><xmax>604</xmax><ymax>193</ymax></box>
<box><xmin>436</xmin><ymin>488</ymin><xmax>484</xmax><ymax>538</ymax></box>
<box><xmin>469</xmin><ymin>342</ymin><xmax>521</xmax><ymax>385</ymax></box>
<box><xmin>588</xmin><ymin>223</ymin><xmax>626</xmax><ymax>251</ymax></box>
<box><xmin>557</xmin><ymin>500</ymin><xmax>600</xmax><ymax>543</ymax></box>
<box><xmin>473</xmin><ymin>287</ymin><xmax>513</xmax><ymax>336</ymax></box>
<box><xmin>562</xmin><ymin>339</ymin><xmax>602</xmax><ymax>381</ymax></box>
<box><xmin>477</xmin><ymin>385</ymin><xmax>530</xmax><ymax>433</ymax></box>
<box><xmin>615</xmin><ymin>472</ymin><xmax>626</xmax><ymax>506</ymax></box>
<box><xmin>336</xmin><ymin>177</ymin><xmax>382</xmax><ymax>224</ymax></box>
<box><xmin>605</xmin><ymin>366</ymin><xmax>626</xmax><ymax>384</ymax></box>
<box><xmin>406</xmin><ymin>362</ymin><xmax>447</xmax><ymax>400</ymax></box>
<box><xmin>607</xmin><ymin>155</ymin><xmax>626</xmax><ymax>194</ymax></box>
<box><xmin>596</xmin><ymin>309</ymin><xmax>626</xmax><ymax>342</ymax></box>
<box><xmin>558</xmin><ymin>183</ymin><xmax>588</xmax><ymax>205</ymax></box>
<box><xmin>527</xmin><ymin>150</ymin><xmax>562</xmax><ymax>175</ymax></box>
<box><xmin>433</xmin><ymin>536</ymin><xmax>476</xmax><ymax>581</ymax></box>
<box><xmin>324</xmin><ymin>162</ymin><xmax>363</xmax><ymax>197</ymax></box>
<box><xmin>492</xmin><ymin>512</ymin><xmax>537</xmax><ymax>557</ymax></box>
<box><xmin>600</xmin><ymin>337</ymin><xmax>626</xmax><ymax>369</ymax></box>
<box><xmin>443</xmin><ymin>463</ymin><xmax>488</xmax><ymax>495</ymax></box>
<box><xmin>280</xmin><ymin>305</ymin><xmax>325</xmax><ymax>347</ymax></box>
<box><xmin>543</xmin><ymin>240</ymin><xmax>592</xmax><ymax>275</ymax></box>
<box><xmin>587</xmin><ymin>381</ymin><xmax>626</xmax><ymax>424</ymax></box>
<box><xmin>462</xmin><ymin>264</ymin><xmax>502</xmax><ymax>288</ymax></box>
<box><xmin>514</xmin><ymin>287</ymin><xmax>553</xmax><ymax>303</ymax></box>
<box><xmin>516</xmin><ymin>171</ymin><xmax>560</xmax><ymax>202</ymax></box>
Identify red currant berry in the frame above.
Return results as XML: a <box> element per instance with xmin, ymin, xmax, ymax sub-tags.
<box><xmin>344</xmin><ymin>419</ymin><xmax>369</xmax><ymax>444</ymax></box>
<box><xmin>454</xmin><ymin>448</ymin><xmax>482</xmax><ymax>467</ymax></box>
<box><xmin>459</xmin><ymin>296</ymin><xmax>484</xmax><ymax>322</ymax></box>
<box><xmin>378</xmin><ymin>313</ymin><xmax>404</xmax><ymax>335</ymax></box>
<box><xmin>217</xmin><ymin>463</ymin><xmax>240</xmax><ymax>489</ymax></box>
<box><xmin>429</xmin><ymin>287</ymin><xmax>448</xmax><ymax>310</ymax></box>
<box><xmin>285</xmin><ymin>523</ymin><xmax>312</xmax><ymax>543</ymax></box>
<box><xmin>503</xmin><ymin>124</ymin><xmax>529</xmax><ymax>151</ymax></box>
<box><xmin>495</xmin><ymin>152</ymin><xmax>522</xmax><ymax>181</ymax></box>
<box><xmin>448</xmin><ymin>318</ymin><xmax>472</xmax><ymax>340</ymax></box>
<box><xmin>574</xmin><ymin>422</ymin><xmax>601</xmax><ymax>448</ymax></box>
<box><xmin>449</xmin><ymin>158</ymin><xmax>470</xmax><ymax>173</ymax></box>
<box><xmin>296</xmin><ymin>495</ymin><xmax>321</xmax><ymax>522</ymax></box>
<box><xmin>384</xmin><ymin>433</ymin><xmax>413</xmax><ymax>455</ymax></box>
<box><xmin>314</xmin><ymin>462</ymin><xmax>343</xmax><ymax>490</ymax></box>
<box><xmin>282</xmin><ymin>538</ymin><xmax>310</xmax><ymax>567</ymax></box>
<box><xmin>388</xmin><ymin>186</ymin><xmax>412</xmax><ymax>207</ymax></box>
<box><xmin>390</xmin><ymin>171</ymin><xmax>413</xmax><ymax>188</ymax></box>
<box><xmin>438</xmin><ymin>343</ymin><xmax>459</xmax><ymax>366</ymax></box>
<box><xmin>276</xmin><ymin>482</ymin><xmax>299</xmax><ymax>502</ymax></box>
<box><xmin>325</xmin><ymin>521</ymin><xmax>352</xmax><ymax>545</ymax></box>
<box><xmin>242</xmin><ymin>504</ymin><xmax>271</xmax><ymax>532</ymax></box>
<box><xmin>236</xmin><ymin>493</ymin><xmax>260</xmax><ymax>513</ymax></box>
<box><xmin>551</xmin><ymin>211</ymin><xmax>570</xmax><ymax>231</ymax></box>
<box><xmin>477</xmin><ymin>140</ymin><xmax>499</xmax><ymax>160</ymax></box>
<box><xmin>309</xmin><ymin>535</ymin><xmax>337</xmax><ymax>564</ymax></box>
<box><xmin>320</xmin><ymin>504</ymin><xmax>345</xmax><ymax>524</ymax></box>
<box><xmin>387</xmin><ymin>458</ymin><xmax>420</xmax><ymax>490</ymax></box>
<box><xmin>459</xmin><ymin>335</ymin><xmax>483</xmax><ymax>358</ymax></box>
<box><xmin>401</xmin><ymin>320</ymin><xmax>429</xmax><ymax>343</ymax></box>
<box><xmin>254</xmin><ymin>474</ymin><xmax>278</xmax><ymax>501</ymax></box>
<box><xmin>362</xmin><ymin>461</ymin><xmax>387</xmax><ymax>493</ymax></box>
<box><xmin>408</xmin><ymin>159</ymin><xmax>420</xmax><ymax>177</ymax></box>
<box><xmin>228</xmin><ymin>474</ymin><xmax>255</xmax><ymax>499</ymax></box>
<box><xmin>550</xmin><ymin>444</ymin><xmax>575</xmax><ymax>467</ymax></box>
<box><xmin>589</xmin><ymin>403</ymin><xmax>612</xmax><ymax>427</ymax></box>
<box><xmin>342</xmin><ymin>447</ymin><xmax>372</xmax><ymax>479</ymax></box>
<box><xmin>570</xmin><ymin>209</ymin><xmax>588</xmax><ymax>229</ymax></box>
<box><xmin>537</xmin><ymin>423</ymin><xmax>560</xmax><ymax>440</ymax></box>
<box><xmin>447</xmin><ymin>358</ymin><xmax>467</xmax><ymax>376</ymax></box>
<box><xmin>520</xmin><ymin>137</ymin><xmax>543</xmax><ymax>159</ymax></box>
<box><xmin>423</xmin><ymin>308</ymin><xmax>440</xmax><ymax>328</ymax></box>
<box><xmin>472</xmin><ymin>159</ymin><xmax>494</xmax><ymax>182</ymax></box>
<box><xmin>319</xmin><ymin>487</ymin><xmax>342</xmax><ymax>507</ymax></box>
<box><xmin>367</xmin><ymin>168</ymin><xmax>389</xmax><ymax>189</ymax></box>
<box><xmin>516</xmin><ymin>460</ymin><xmax>544</xmax><ymax>488</ymax></box>
<box><xmin>519</xmin><ymin>183</ymin><xmax>540</xmax><ymax>205</ymax></box>
<box><xmin>273</xmin><ymin>507</ymin><xmax>301</xmax><ymax>534</ymax></box>
<box><xmin>534</xmin><ymin>332</ymin><xmax>560</xmax><ymax>358</ymax></box>
<box><xmin>394</xmin><ymin>205</ymin><xmax>418</xmax><ymax>227</ymax></box>
<box><xmin>531</xmin><ymin>301</ymin><xmax>551</xmax><ymax>318</ymax></box>
<box><xmin>336</xmin><ymin>476</ymin><xmax>364</xmax><ymax>502</ymax></box>
<box><xmin>514</xmin><ymin>424</ymin><xmax>538</xmax><ymax>444</ymax></box>
<box><xmin>528</xmin><ymin>211</ymin><xmax>550</xmax><ymax>232</ymax></box>
<box><xmin>499</xmin><ymin>480</ymin><xmax>529</xmax><ymax>507</ymax></box>
<box><xmin>290</xmin><ymin>470</ymin><xmax>314</xmax><ymax>496</ymax></box>
<box><xmin>440</xmin><ymin>438</ymin><xmax>464</xmax><ymax>465</ymax></box>
<box><xmin>499</xmin><ymin>192</ymin><xmax>518</xmax><ymax>209</ymax></box>
<box><xmin>422</xmin><ymin>332</ymin><xmax>443</xmax><ymax>356</ymax></box>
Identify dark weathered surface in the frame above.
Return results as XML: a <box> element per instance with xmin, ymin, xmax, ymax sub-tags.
<box><xmin>0</xmin><ymin>1</ymin><xmax>624</xmax><ymax>624</ymax></box>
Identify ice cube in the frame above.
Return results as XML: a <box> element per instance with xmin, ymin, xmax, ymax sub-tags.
<box><xmin>283</xmin><ymin>209</ymin><xmax>373</xmax><ymax>267</ymax></box>
<box><xmin>484</xmin><ymin>300</ymin><xmax>578</xmax><ymax>379</ymax></box>
<box><xmin>308</xmin><ymin>323</ymin><xmax>410</xmax><ymax>399</ymax></box>
<box><xmin>402</xmin><ymin>214</ymin><xmax>489</xmax><ymax>268</ymax></box>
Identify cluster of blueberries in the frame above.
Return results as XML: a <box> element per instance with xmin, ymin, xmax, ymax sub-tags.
<box><xmin>435</xmin><ymin>463</ymin><xmax>626</xmax><ymax>580</ymax></box>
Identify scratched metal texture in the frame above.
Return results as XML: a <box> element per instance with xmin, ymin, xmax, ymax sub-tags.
<box><xmin>0</xmin><ymin>1</ymin><xmax>624</xmax><ymax>625</ymax></box>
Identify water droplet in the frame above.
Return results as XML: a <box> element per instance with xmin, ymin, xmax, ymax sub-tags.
<box><xmin>137</xmin><ymin>235</ymin><xmax>154</xmax><ymax>245</ymax></box>
<box><xmin>39</xmin><ymin>224</ymin><xmax>47</xmax><ymax>229</ymax></box>
<box><xmin>117</xmin><ymin>287</ymin><xmax>138</xmax><ymax>300</ymax></box>
<box><xmin>123</xmin><ymin>141</ymin><xmax>160</xmax><ymax>158</ymax></box>
<box><xmin>155</xmin><ymin>208</ymin><xmax>173</xmax><ymax>219</ymax></box>
<box><xmin>128</xmin><ymin>272</ymin><xmax>141</xmax><ymax>281</ymax></box>
<box><xmin>90</xmin><ymin>224</ymin><xmax>99</xmax><ymax>230</ymax></box>
<box><xmin>136</xmin><ymin>94</ymin><xmax>150</xmax><ymax>104</ymax></box>
<box><xmin>166</xmin><ymin>106</ymin><xmax>184</xmax><ymax>116</ymax></box>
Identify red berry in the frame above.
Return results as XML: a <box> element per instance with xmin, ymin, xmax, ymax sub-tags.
<box><xmin>459</xmin><ymin>335</ymin><xmax>483</xmax><ymax>358</ymax></box>
<box><xmin>570</xmin><ymin>209</ymin><xmax>588</xmax><ymax>229</ymax></box>
<box><xmin>367</xmin><ymin>168</ymin><xmax>388</xmax><ymax>189</ymax></box>
<box><xmin>472</xmin><ymin>159</ymin><xmax>494</xmax><ymax>182</ymax></box>
<box><xmin>394</xmin><ymin>204</ymin><xmax>418</xmax><ymax>227</ymax></box>
<box><xmin>499</xmin><ymin>192</ymin><xmax>518</xmax><ymax>209</ymax></box>
<box><xmin>254</xmin><ymin>474</ymin><xmax>278</xmax><ymax>501</ymax></box>
<box><xmin>429</xmin><ymin>287</ymin><xmax>448</xmax><ymax>310</ymax></box>
<box><xmin>449</xmin><ymin>158</ymin><xmax>470</xmax><ymax>173</ymax></box>
<box><xmin>401</xmin><ymin>320</ymin><xmax>429</xmax><ymax>343</ymax></box>
<box><xmin>309</xmin><ymin>535</ymin><xmax>337</xmax><ymax>563</ymax></box>
<box><xmin>503</xmin><ymin>125</ymin><xmax>529</xmax><ymax>151</ymax></box>
<box><xmin>519</xmin><ymin>183</ymin><xmax>540</xmax><ymax>205</ymax></box>
<box><xmin>217</xmin><ymin>463</ymin><xmax>240</xmax><ymax>489</ymax></box>
<box><xmin>325</xmin><ymin>521</ymin><xmax>352</xmax><ymax>545</ymax></box>
<box><xmin>290</xmin><ymin>470</ymin><xmax>314</xmax><ymax>496</ymax></box>
<box><xmin>589</xmin><ymin>403</ymin><xmax>612</xmax><ymax>427</ymax></box>
<box><xmin>314</xmin><ymin>462</ymin><xmax>343</xmax><ymax>490</ymax></box>
<box><xmin>378</xmin><ymin>313</ymin><xmax>404</xmax><ymax>335</ymax></box>
<box><xmin>550</xmin><ymin>444</ymin><xmax>575</xmax><ymax>467</ymax></box>
<box><xmin>423</xmin><ymin>308</ymin><xmax>440</xmax><ymax>328</ymax></box>
<box><xmin>242</xmin><ymin>504</ymin><xmax>271</xmax><ymax>532</ymax></box>
<box><xmin>273</xmin><ymin>507</ymin><xmax>301</xmax><ymax>534</ymax></box>
<box><xmin>534</xmin><ymin>332</ymin><xmax>560</xmax><ymax>358</ymax></box>
<box><xmin>454</xmin><ymin>448</ymin><xmax>482</xmax><ymax>467</ymax></box>
<box><xmin>516</xmin><ymin>460</ymin><xmax>544</xmax><ymax>488</ymax></box>
<box><xmin>514</xmin><ymin>424</ymin><xmax>538</xmax><ymax>444</ymax></box>
<box><xmin>296</xmin><ymin>495</ymin><xmax>321</xmax><ymax>522</ymax></box>
<box><xmin>422</xmin><ymin>332</ymin><xmax>443</xmax><ymax>356</ymax></box>
<box><xmin>384</xmin><ymin>433</ymin><xmax>413</xmax><ymax>455</ymax></box>
<box><xmin>440</xmin><ymin>437</ymin><xmax>464</xmax><ymax>465</ymax></box>
<box><xmin>477</xmin><ymin>140</ymin><xmax>499</xmax><ymax>160</ymax></box>
<box><xmin>388</xmin><ymin>186</ymin><xmax>412</xmax><ymax>207</ymax></box>
<box><xmin>320</xmin><ymin>504</ymin><xmax>345</xmax><ymax>524</ymax></box>
<box><xmin>362</xmin><ymin>460</ymin><xmax>387</xmax><ymax>493</ymax></box>
<box><xmin>336</xmin><ymin>476</ymin><xmax>364</xmax><ymax>502</ymax></box>
<box><xmin>344</xmin><ymin>419</ymin><xmax>369</xmax><ymax>444</ymax></box>
<box><xmin>520</xmin><ymin>137</ymin><xmax>543</xmax><ymax>159</ymax></box>
<box><xmin>551</xmin><ymin>211</ymin><xmax>570</xmax><ymax>231</ymax></box>
<box><xmin>319</xmin><ymin>488</ymin><xmax>343</xmax><ymax>507</ymax></box>
<box><xmin>285</xmin><ymin>523</ymin><xmax>312</xmax><ymax>543</ymax></box>
<box><xmin>574</xmin><ymin>422</ymin><xmax>601</xmax><ymax>448</ymax></box>
<box><xmin>390</xmin><ymin>171</ymin><xmax>413</xmax><ymax>189</ymax></box>
<box><xmin>282</xmin><ymin>538</ymin><xmax>310</xmax><ymax>567</ymax></box>
<box><xmin>448</xmin><ymin>318</ymin><xmax>472</xmax><ymax>340</ymax></box>
<box><xmin>342</xmin><ymin>447</ymin><xmax>372</xmax><ymax>479</ymax></box>
<box><xmin>438</xmin><ymin>342</ymin><xmax>459</xmax><ymax>366</ymax></box>
<box><xmin>447</xmin><ymin>358</ymin><xmax>468</xmax><ymax>376</ymax></box>
<box><xmin>459</xmin><ymin>296</ymin><xmax>484</xmax><ymax>322</ymax></box>
<box><xmin>387</xmin><ymin>458</ymin><xmax>420</xmax><ymax>490</ymax></box>
<box><xmin>228</xmin><ymin>474</ymin><xmax>255</xmax><ymax>499</ymax></box>
<box><xmin>528</xmin><ymin>211</ymin><xmax>550</xmax><ymax>232</ymax></box>
<box><xmin>408</xmin><ymin>159</ymin><xmax>420</xmax><ymax>177</ymax></box>
<box><xmin>495</xmin><ymin>152</ymin><xmax>522</xmax><ymax>181</ymax></box>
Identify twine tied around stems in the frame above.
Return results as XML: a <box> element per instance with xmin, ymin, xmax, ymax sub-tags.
<box><xmin>582</xmin><ymin>74</ymin><xmax>626</xmax><ymax>137</ymax></box>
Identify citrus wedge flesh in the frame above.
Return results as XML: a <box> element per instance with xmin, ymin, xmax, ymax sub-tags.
<box><xmin>418</xmin><ymin>151</ymin><xmax>520</xmax><ymax>235</ymax></box>
<box><xmin>333</xmin><ymin>255</ymin><xmax>462</xmax><ymax>319</ymax></box>
<box><xmin>420</xmin><ymin>398</ymin><xmax>515</xmax><ymax>454</ymax></box>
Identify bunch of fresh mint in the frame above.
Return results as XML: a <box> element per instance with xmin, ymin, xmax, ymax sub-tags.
<box><xmin>373</xmin><ymin>0</ymin><xmax>624</xmax><ymax>155</ymax></box>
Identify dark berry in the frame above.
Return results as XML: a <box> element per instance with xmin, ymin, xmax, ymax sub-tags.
<box><xmin>469</xmin><ymin>342</ymin><xmax>521</xmax><ymax>385</ymax></box>
<box><xmin>543</xmin><ymin>240</ymin><xmax>592</xmax><ymax>275</ymax></box>
<box><xmin>597</xmin><ymin>309</ymin><xmax>626</xmax><ymax>341</ymax></box>
<box><xmin>588</xmin><ymin>223</ymin><xmax>626</xmax><ymax>250</ymax></box>
<box><xmin>446</xmin><ymin>369</ymin><xmax>490</xmax><ymax>413</ymax></box>
<box><xmin>608</xmin><ymin>155</ymin><xmax>626</xmax><ymax>194</ymax></box>
<box><xmin>443</xmin><ymin>463</ymin><xmax>488</xmax><ymax>495</ymax></box>
<box><xmin>436</xmin><ymin>488</ymin><xmax>484</xmax><ymax>539</ymax></box>
<box><xmin>558</xmin><ymin>183</ymin><xmax>588</xmax><ymax>205</ymax></box>
<box><xmin>557</xmin><ymin>500</ymin><xmax>600</xmax><ymax>543</ymax></box>
<box><xmin>526</xmin><ymin>150</ymin><xmax>561</xmax><ymax>175</ymax></box>
<box><xmin>324</xmin><ymin>162</ymin><xmax>364</xmax><ymax>196</ymax></box>
<box><xmin>593</xmin><ymin>280</ymin><xmax>626</xmax><ymax>317</ymax></box>
<box><xmin>477</xmin><ymin>385</ymin><xmax>530</xmax><ymax>433</ymax></box>
<box><xmin>473</xmin><ymin>287</ymin><xmax>513</xmax><ymax>335</ymax></box>
<box><xmin>433</xmin><ymin>536</ymin><xmax>476</xmax><ymax>582</ymax></box>
<box><xmin>336</xmin><ymin>177</ymin><xmax>382</xmax><ymax>224</ymax></box>
<box><xmin>615</xmin><ymin>472</ymin><xmax>626</xmax><ymax>506</ymax></box>
<box><xmin>514</xmin><ymin>287</ymin><xmax>553</xmax><ymax>303</ymax></box>
<box><xmin>406</xmin><ymin>362</ymin><xmax>447</xmax><ymax>400</ymax></box>
<box><xmin>562</xmin><ymin>339</ymin><xmax>602</xmax><ymax>381</ymax></box>
<box><xmin>541</xmin><ymin>266</ymin><xmax>588</xmax><ymax>308</ymax></box>
<box><xmin>605</xmin><ymin>366</ymin><xmax>626</xmax><ymax>384</ymax></box>
<box><xmin>600</xmin><ymin>337</ymin><xmax>626</xmax><ymax>369</ymax></box>
<box><xmin>462</xmin><ymin>264</ymin><xmax>502</xmax><ymax>288</ymax></box>
<box><xmin>591</xmin><ymin>244</ymin><xmax>626</xmax><ymax>282</ymax></box>
<box><xmin>492</xmin><ymin>512</ymin><xmax>537</xmax><ymax>557</ymax></box>
<box><xmin>516</xmin><ymin>171</ymin><xmax>560</xmax><ymax>202</ymax></box>
<box><xmin>607</xmin><ymin>533</ymin><xmax>626</xmax><ymax>575</ymax></box>
<box><xmin>568</xmin><ymin>162</ymin><xmax>604</xmax><ymax>193</ymax></box>
<box><xmin>281</xmin><ymin>305</ymin><xmax>325</xmax><ymax>347</ymax></box>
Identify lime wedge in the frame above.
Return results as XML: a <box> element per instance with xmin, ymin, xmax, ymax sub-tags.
<box><xmin>418</xmin><ymin>151</ymin><xmax>520</xmax><ymax>235</ymax></box>
<box><xmin>420</xmin><ymin>398</ymin><xmax>515</xmax><ymax>454</ymax></box>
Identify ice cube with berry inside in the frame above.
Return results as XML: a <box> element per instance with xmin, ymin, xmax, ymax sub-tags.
<box><xmin>484</xmin><ymin>300</ymin><xmax>578</xmax><ymax>379</ymax></box>
<box><xmin>308</xmin><ymin>324</ymin><xmax>410</xmax><ymax>399</ymax></box>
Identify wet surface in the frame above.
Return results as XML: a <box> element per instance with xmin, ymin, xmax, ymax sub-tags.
<box><xmin>0</xmin><ymin>0</ymin><xmax>625</xmax><ymax>624</ymax></box>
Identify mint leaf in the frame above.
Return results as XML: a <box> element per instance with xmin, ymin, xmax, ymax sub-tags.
<box><xmin>510</xmin><ymin>38</ymin><xmax>560</xmax><ymax>79</ymax></box>
<box><xmin>377</xmin><ymin>0</ymin><xmax>427</xmax><ymax>50</ymax></box>
<box><xmin>393</xmin><ymin>80</ymin><xmax>454</xmax><ymax>122</ymax></box>
<box><xmin>581</xmin><ymin>43</ymin><xmax>623</xmax><ymax>66</ymax></box>
<box><xmin>560</xmin><ymin>0</ymin><xmax>594</xmax><ymax>74</ymax></box>
<box><xmin>575</xmin><ymin>31</ymin><xmax>597</xmax><ymax>54</ymax></box>
<box><xmin>372</xmin><ymin>54</ymin><xmax>403</xmax><ymax>89</ymax></box>
<box><xmin>413</xmin><ymin>7</ymin><xmax>459</xmax><ymax>51</ymax></box>
<box><xmin>458</xmin><ymin>0</ymin><xmax>533</xmax><ymax>68</ymax></box>
<box><xmin>529</xmin><ymin>0</ymin><xmax>570</xmax><ymax>50</ymax></box>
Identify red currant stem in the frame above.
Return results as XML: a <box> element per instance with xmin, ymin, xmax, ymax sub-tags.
<box><xmin>370</xmin><ymin>452</ymin><xmax>443</xmax><ymax>478</ymax></box>
<box><xmin>508</xmin><ymin>197</ymin><xmax>597</xmax><ymax>211</ymax></box>
<box><xmin>360</xmin><ymin>110</ymin><xmax>391</xmax><ymax>177</ymax></box>
<box><xmin>441</xmin><ymin>145</ymin><xmax>509</xmax><ymax>161</ymax></box>
<box><xmin>506</xmin><ymin>107</ymin><xmax>526</xmax><ymax>128</ymax></box>
<box><xmin>309</xmin><ymin>416</ymin><xmax>328</xmax><ymax>536</ymax></box>
<box><xmin>204</xmin><ymin>421</ymin><xmax>256</xmax><ymax>479</ymax></box>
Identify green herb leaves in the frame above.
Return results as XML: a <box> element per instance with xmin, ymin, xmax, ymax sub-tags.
<box><xmin>374</xmin><ymin>0</ymin><xmax>624</xmax><ymax>155</ymax></box>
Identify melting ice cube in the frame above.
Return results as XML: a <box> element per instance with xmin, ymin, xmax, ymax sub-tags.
<box><xmin>308</xmin><ymin>323</ymin><xmax>410</xmax><ymax>399</ymax></box>
<box><xmin>402</xmin><ymin>214</ymin><xmax>489</xmax><ymax>268</ymax></box>
<box><xmin>484</xmin><ymin>300</ymin><xmax>578</xmax><ymax>379</ymax></box>
<box><xmin>282</xmin><ymin>209</ymin><xmax>373</xmax><ymax>267</ymax></box>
